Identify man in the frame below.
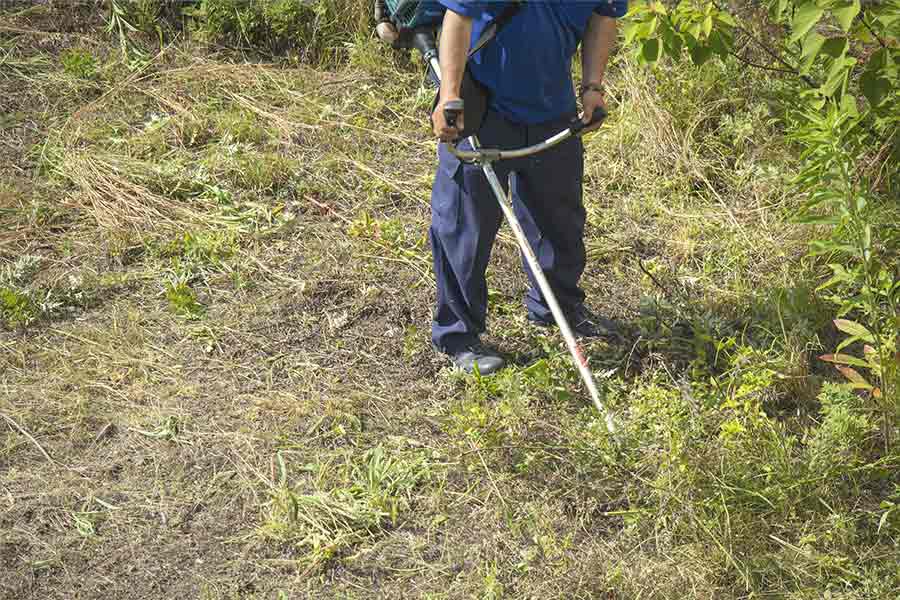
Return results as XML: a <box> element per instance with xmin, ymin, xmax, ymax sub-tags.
<box><xmin>430</xmin><ymin>0</ymin><xmax>628</xmax><ymax>374</ymax></box>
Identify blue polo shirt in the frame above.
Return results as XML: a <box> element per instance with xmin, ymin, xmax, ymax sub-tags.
<box><xmin>438</xmin><ymin>1</ymin><xmax>628</xmax><ymax>124</ymax></box>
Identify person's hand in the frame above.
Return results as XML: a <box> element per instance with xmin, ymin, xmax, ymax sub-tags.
<box><xmin>432</xmin><ymin>96</ymin><xmax>464</xmax><ymax>142</ymax></box>
<box><xmin>376</xmin><ymin>21</ymin><xmax>399</xmax><ymax>45</ymax></box>
<box><xmin>581</xmin><ymin>87</ymin><xmax>607</xmax><ymax>134</ymax></box>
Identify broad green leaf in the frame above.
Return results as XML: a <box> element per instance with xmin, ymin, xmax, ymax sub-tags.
<box><xmin>801</xmin><ymin>31</ymin><xmax>826</xmax><ymax>59</ymax></box>
<box><xmin>801</xmin><ymin>31</ymin><xmax>826</xmax><ymax>72</ymax></box>
<box><xmin>817</xmin><ymin>263</ymin><xmax>856</xmax><ymax>291</ymax></box>
<box><xmin>821</xmin><ymin>56</ymin><xmax>856</xmax><ymax>97</ymax></box>
<box><xmin>818</xmin><ymin>273</ymin><xmax>851</xmax><ymax>291</ymax></box>
<box><xmin>702</xmin><ymin>15</ymin><xmax>713</xmax><ymax>37</ymax></box>
<box><xmin>833</xmin><ymin>0</ymin><xmax>861</xmax><ymax>31</ymax></box>
<box><xmin>623</xmin><ymin>22</ymin><xmax>641</xmax><ymax>45</ymax></box>
<box><xmin>687</xmin><ymin>21</ymin><xmax>703</xmax><ymax>39</ymax></box>
<box><xmin>642</xmin><ymin>38</ymin><xmax>662</xmax><ymax>63</ymax></box>
<box><xmin>808</xmin><ymin>241</ymin><xmax>861</xmax><ymax>257</ymax></box>
<box><xmin>803</xmin><ymin>189</ymin><xmax>843</xmax><ymax>208</ymax></box>
<box><xmin>869</xmin><ymin>48</ymin><xmax>890</xmax><ymax>69</ymax></box>
<box><xmin>690</xmin><ymin>43</ymin><xmax>713</xmax><ymax>65</ymax></box>
<box><xmin>625</xmin><ymin>16</ymin><xmax>658</xmax><ymax>45</ymax></box>
<box><xmin>821</xmin><ymin>37</ymin><xmax>848</xmax><ymax>59</ymax></box>
<box><xmin>624</xmin><ymin>4</ymin><xmax>649</xmax><ymax>18</ymax></box>
<box><xmin>828</xmin><ymin>263</ymin><xmax>852</xmax><ymax>277</ymax></box>
<box><xmin>642</xmin><ymin>16</ymin><xmax>660</xmax><ymax>37</ymax></box>
<box><xmin>709</xmin><ymin>30</ymin><xmax>730</xmax><ymax>57</ymax></box>
<box><xmin>878</xmin><ymin>507</ymin><xmax>896</xmax><ymax>534</ymax></box>
<box><xmin>807</xmin><ymin>95</ymin><xmax>827</xmax><ymax>111</ymax></box>
<box><xmin>818</xmin><ymin>276</ymin><xmax>842</xmax><ymax>291</ymax></box>
<box><xmin>841</xmin><ymin>92</ymin><xmax>859</xmax><ymax>117</ymax></box>
<box><xmin>661</xmin><ymin>25</ymin><xmax>683</xmax><ymax>57</ymax></box>
<box><xmin>861</xmin><ymin>68</ymin><xmax>891</xmax><ymax>107</ymax></box>
<box><xmin>876</xmin><ymin>14</ymin><xmax>900</xmax><ymax>28</ymax></box>
<box><xmin>717</xmin><ymin>12</ymin><xmax>737</xmax><ymax>27</ymax></box>
<box><xmin>834</xmin><ymin>319</ymin><xmax>875</xmax><ymax>341</ymax></box>
<box><xmin>791</xmin><ymin>3</ymin><xmax>825</xmax><ymax>43</ymax></box>
<box><xmin>795</xmin><ymin>213</ymin><xmax>841</xmax><ymax>225</ymax></box>
<box><xmin>773</xmin><ymin>0</ymin><xmax>789</xmax><ymax>22</ymax></box>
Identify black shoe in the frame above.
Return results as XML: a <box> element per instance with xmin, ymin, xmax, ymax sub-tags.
<box><xmin>529</xmin><ymin>305</ymin><xmax>623</xmax><ymax>341</ymax></box>
<box><xmin>438</xmin><ymin>343</ymin><xmax>505</xmax><ymax>375</ymax></box>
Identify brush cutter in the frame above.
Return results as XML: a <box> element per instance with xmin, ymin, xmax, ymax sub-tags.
<box><xmin>441</xmin><ymin>98</ymin><xmax>616</xmax><ymax>435</ymax></box>
<box><xmin>377</xmin><ymin>11</ymin><xmax>616</xmax><ymax>434</ymax></box>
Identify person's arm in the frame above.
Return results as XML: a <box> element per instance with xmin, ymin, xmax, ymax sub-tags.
<box><xmin>581</xmin><ymin>14</ymin><xmax>618</xmax><ymax>132</ymax></box>
<box><xmin>432</xmin><ymin>10</ymin><xmax>473</xmax><ymax>141</ymax></box>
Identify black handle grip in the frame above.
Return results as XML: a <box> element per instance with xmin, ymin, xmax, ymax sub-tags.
<box><xmin>570</xmin><ymin>106</ymin><xmax>608</xmax><ymax>135</ymax></box>
<box><xmin>444</xmin><ymin>99</ymin><xmax>464</xmax><ymax>129</ymax></box>
<box><xmin>411</xmin><ymin>31</ymin><xmax>437</xmax><ymax>60</ymax></box>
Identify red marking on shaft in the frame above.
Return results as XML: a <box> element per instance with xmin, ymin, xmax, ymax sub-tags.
<box><xmin>574</xmin><ymin>346</ymin><xmax>588</xmax><ymax>367</ymax></box>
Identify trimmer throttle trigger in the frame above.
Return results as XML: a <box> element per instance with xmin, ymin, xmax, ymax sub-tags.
<box><xmin>444</xmin><ymin>99</ymin><xmax>464</xmax><ymax>129</ymax></box>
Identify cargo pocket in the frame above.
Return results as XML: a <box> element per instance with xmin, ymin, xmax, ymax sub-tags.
<box><xmin>431</xmin><ymin>142</ymin><xmax>466</xmax><ymax>237</ymax></box>
<box><xmin>509</xmin><ymin>174</ymin><xmax>549</xmax><ymax>270</ymax></box>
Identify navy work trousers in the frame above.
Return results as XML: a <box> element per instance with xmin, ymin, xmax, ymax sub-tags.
<box><xmin>430</xmin><ymin>109</ymin><xmax>587</xmax><ymax>353</ymax></box>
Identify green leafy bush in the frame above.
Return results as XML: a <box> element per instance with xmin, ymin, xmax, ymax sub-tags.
<box><xmin>806</xmin><ymin>383</ymin><xmax>876</xmax><ymax>477</ymax></box>
<box><xmin>624</xmin><ymin>0</ymin><xmax>899</xmax><ymax>437</ymax></box>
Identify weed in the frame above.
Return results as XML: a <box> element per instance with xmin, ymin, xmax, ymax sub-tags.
<box><xmin>72</xmin><ymin>511</ymin><xmax>97</xmax><ymax>538</ymax></box>
<box><xmin>348</xmin><ymin>212</ymin><xmax>431</xmax><ymax>277</ymax></box>
<box><xmin>806</xmin><ymin>384</ymin><xmax>877</xmax><ymax>480</ymax></box>
<box><xmin>52</xmin><ymin>152</ymin><xmax>213</xmax><ymax>231</ymax></box>
<box><xmin>164</xmin><ymin>277</ymin><xmax>205</xmax><ymax>319</ymax></box>
<box><xmin>61</xmin><ymin>49</ymin><xmax>98</xmax><ymax>79</ymax></box>
<box><xmin>219</xmin><ymin>150</ymin><xmax>293</xmax><ymax>191</ymax></box>
<box><xmin>793</xmin><ymin>101</ymin><xmax>900</xmax><ymax>433</ymax></box>
<box><xmin>0</xmin><ymin>287</ymin><xmax>38</xmax><ymax>328</ymax></box>
<box><xmin>0</xmin><ymin>256</ymin><xmax>44</xmax><ymax>327</ymax></box>
<box><xmin>259</xmin><ymin>447</ymin><xmax>431</xmax><ymax>566</ymax></box>
<box><xmin>349</xmin><ymin>212</ymin><xmax>428</xmax><ymax>255</ymax></box>
<box><xmin>480</xmin><ymin>560</ymin><xmax>504</xmax><ymax>599</ymax></box>
<box><xmin>158</xmin><ymin>230</ymin><xmax>235</xmax><ymax>272</ymax></box>
<box><xmin>1</xmin><ymin>255</ymin><xmax>41</xmax><ymax>287</ymax></box>
<box><xmin>132</xmin><ymin>415</ymin><xmax>182</xmax><ymax>442</ymax></box>
<box><xmin>211</xmin><ymin>107</ymin><xmax>270</xmax><ymax>145</ymax></box>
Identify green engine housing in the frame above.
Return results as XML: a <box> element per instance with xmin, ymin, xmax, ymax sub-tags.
<box><xmin>384</xmin><ymin>0</ymin><xmax>445</xmax><ymax>31</ymax></box>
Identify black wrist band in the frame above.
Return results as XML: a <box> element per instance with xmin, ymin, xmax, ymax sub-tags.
<box><xmin>580</xmin><ymin>82</ymin><xmax>605</xmax><ymax>96</ymax></box>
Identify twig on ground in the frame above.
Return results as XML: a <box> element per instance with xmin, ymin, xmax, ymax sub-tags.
<box><xmin>1</xmin><ymin>411</ymin><xmax>54</xmax><ymax>464</ymax></box>
<box><xmin>469</xmin><ymin>441</ymin><xmax>508</xmax><ymax>510</ymax></box>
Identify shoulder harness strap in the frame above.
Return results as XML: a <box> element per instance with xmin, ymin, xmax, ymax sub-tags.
<box><xmin>468</xmin><ymin>1</ymin><xmax>524</xmax><ymax>58</ymax></box>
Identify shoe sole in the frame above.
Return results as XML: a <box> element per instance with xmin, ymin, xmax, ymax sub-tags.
<box><xmin>433</xmin><ymin>344</ymin><xmax>505</xmax><ymax>376</ymax></box>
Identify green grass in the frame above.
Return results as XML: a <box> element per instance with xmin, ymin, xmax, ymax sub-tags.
<box><xmin>0</xmin><ymin>6</ymin><xmax>898</xmax><ymax>600</ymax></box>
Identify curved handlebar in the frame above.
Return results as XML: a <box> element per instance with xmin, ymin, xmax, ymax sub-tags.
<box><xmin>446</xmin><ymin>106</ymin><xmax>608</xmax><ymax>163</ymax></box>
